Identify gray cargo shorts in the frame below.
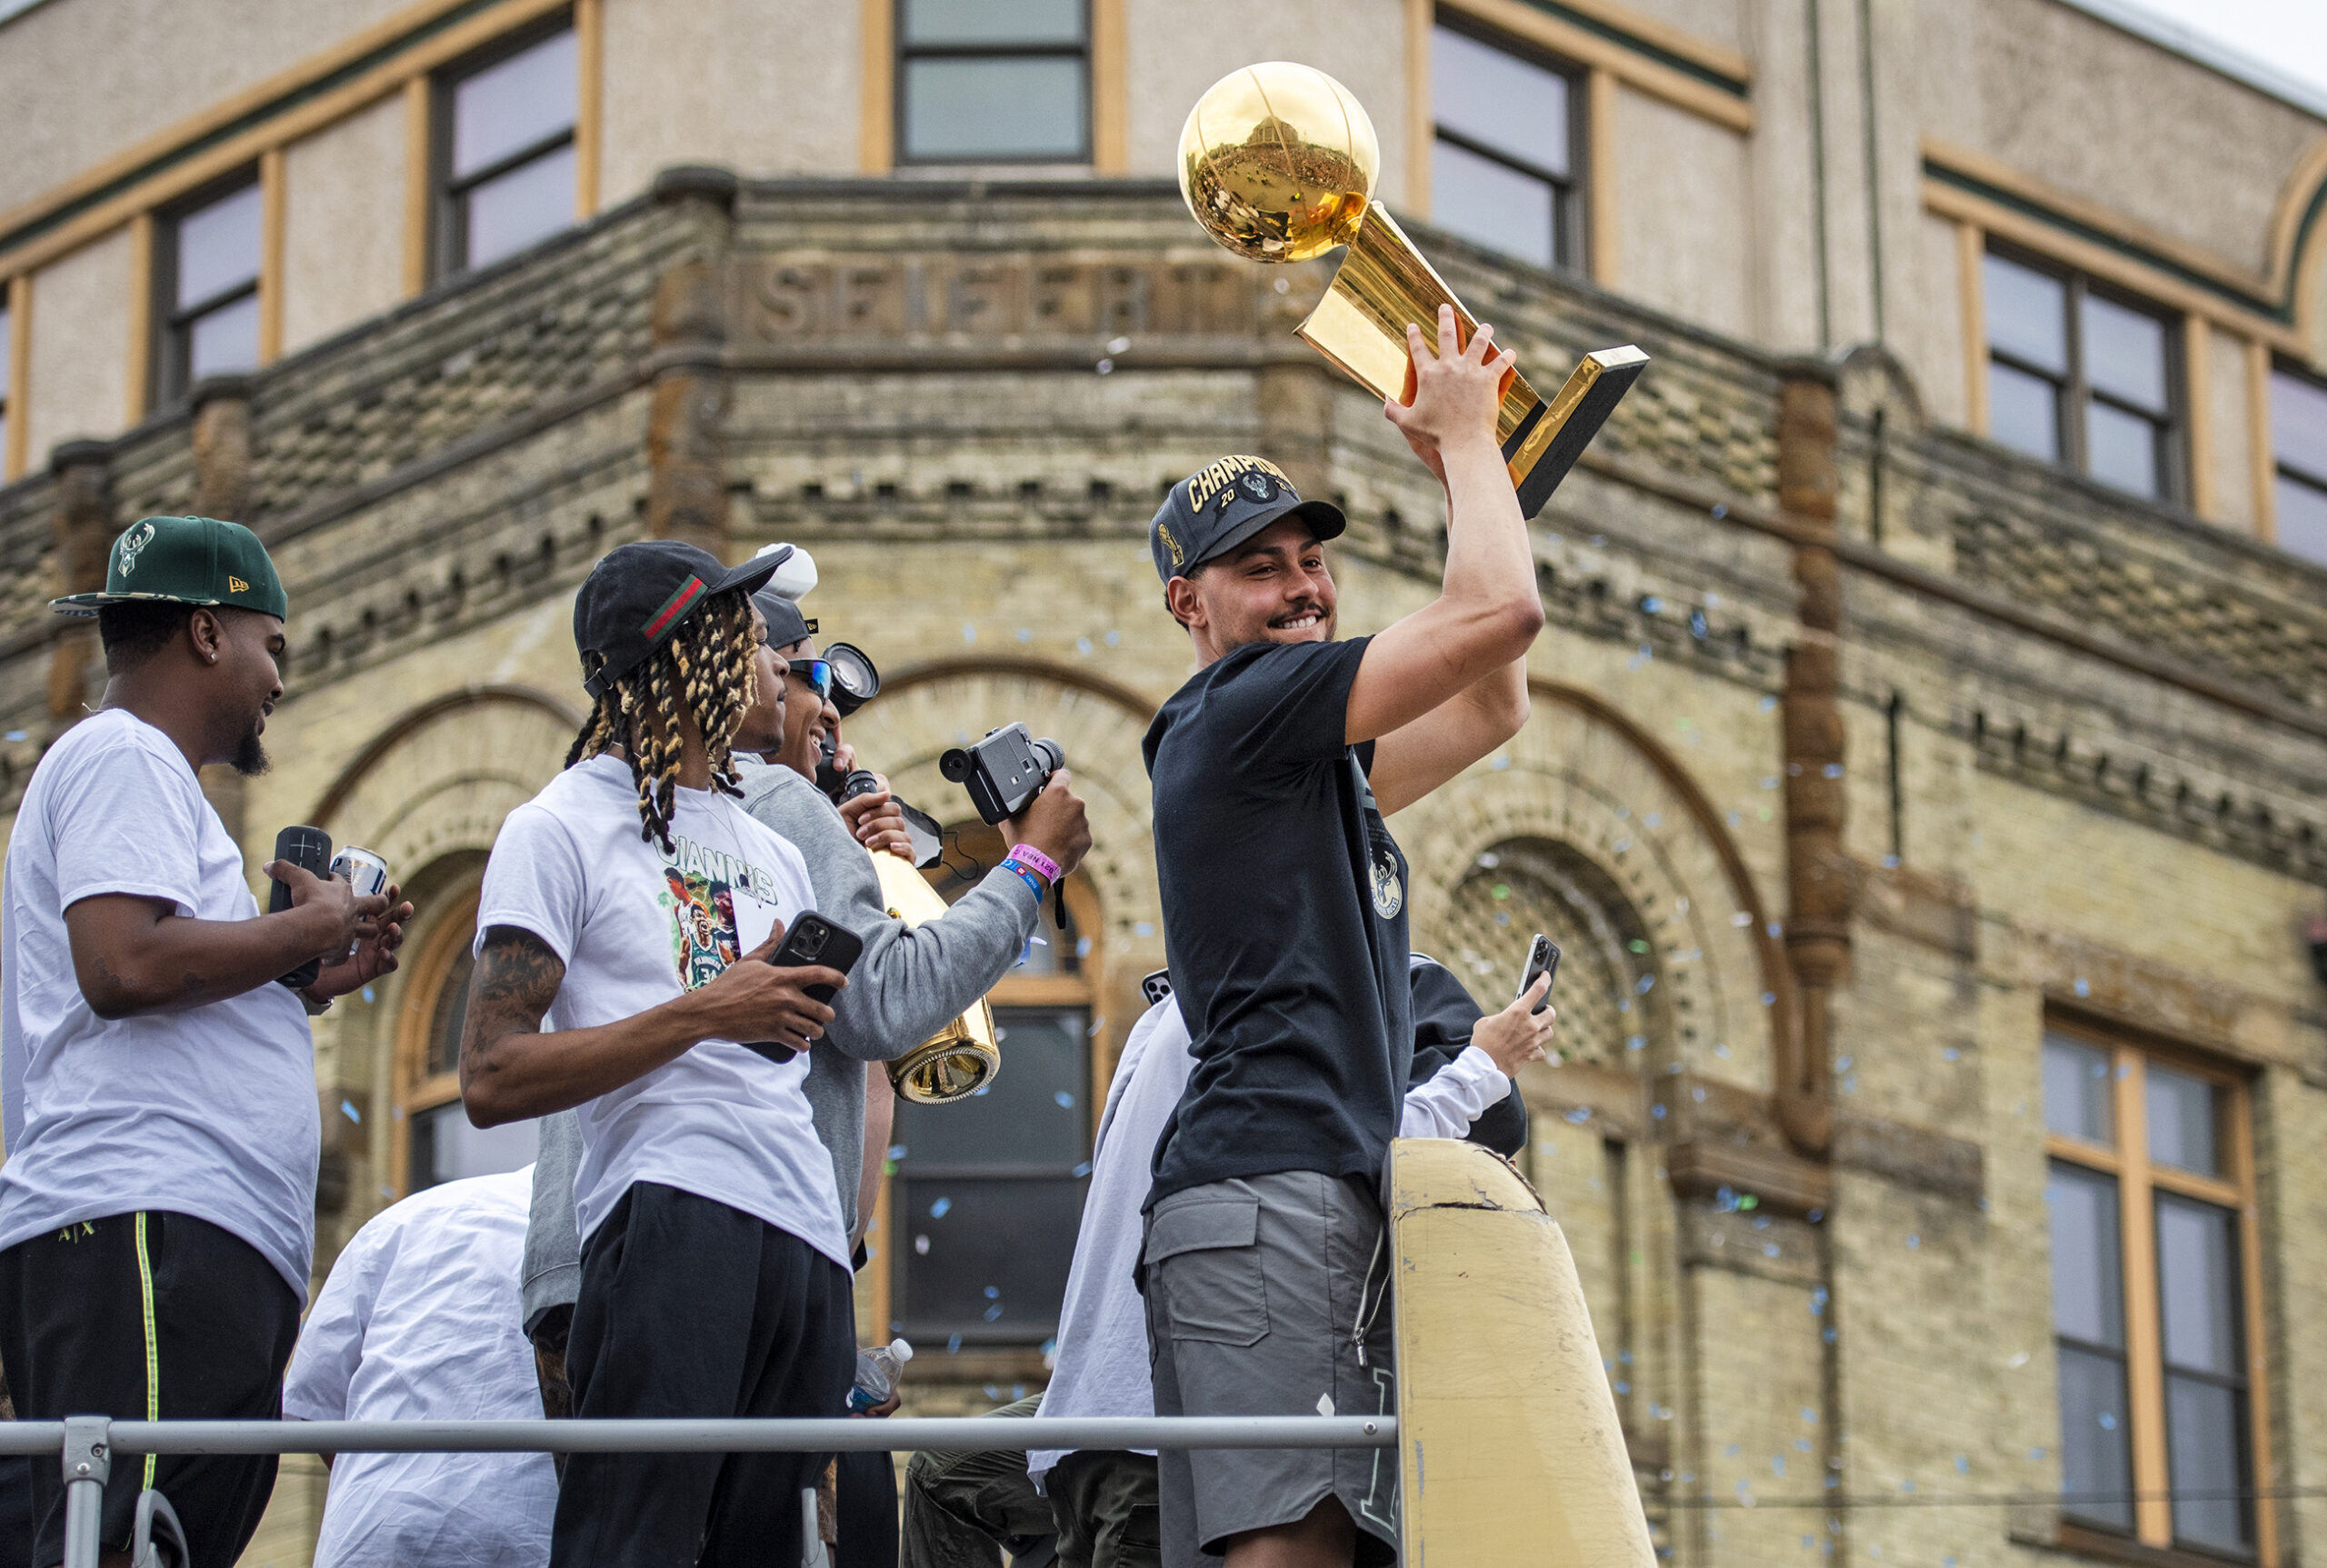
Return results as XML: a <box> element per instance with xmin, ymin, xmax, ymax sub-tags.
<box><xmin>1140</xmin><ymin>1170</ymin><xmax>1398</xmax><ymax>1567</ymax></box>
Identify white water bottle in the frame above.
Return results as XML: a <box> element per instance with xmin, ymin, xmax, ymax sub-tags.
<box><xmin>848</xmin><ymin>1338</ymin><xmax>913</xmax><ymax>1413</ymax></box>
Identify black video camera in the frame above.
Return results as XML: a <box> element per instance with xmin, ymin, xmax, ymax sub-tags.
<box><xmin>940</xmin><ymin>724</ymin><xmax>1064</xmax><ymax>825</ymax></box>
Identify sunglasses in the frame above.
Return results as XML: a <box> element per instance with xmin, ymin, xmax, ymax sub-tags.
<box><xmin>784</xmin><ymin>658</ymin><xmax>834</xmax><ymax>700</ymax></box>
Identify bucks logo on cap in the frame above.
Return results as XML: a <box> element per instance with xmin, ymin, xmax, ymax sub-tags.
<box><xmin>115</xmin><ymin>521</ymin><xmax>156</xmax><ymax>577</ymax></box>
<box><xmin>51</xmin><ymin>516</ymin><xmax>289</xmax><ymax>621</ymax></box>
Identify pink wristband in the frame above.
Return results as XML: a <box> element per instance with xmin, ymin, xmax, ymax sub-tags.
<box><xmin>1006</xmin><ymin>843</ymin><xmax>1062</xmax><ymax>884</ymax></box>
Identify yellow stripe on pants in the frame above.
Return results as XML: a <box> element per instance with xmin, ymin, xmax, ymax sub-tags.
<box><xmin>133</xmin><ymin>1213</ymin><xmax>157</xmax><ymax>1490</ymax></box>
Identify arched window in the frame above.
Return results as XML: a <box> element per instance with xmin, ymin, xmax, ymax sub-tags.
<box><xmin>391</xmin><ymin>879</ymin><xmax>538</xmax><ymax>1198</ymax></box>
<box><xmin>880</xmin><ymin>821</ymin><xmax>1101</xmax><ymax>1349</ymax></box>
<box><xmin>1442</xmin><ymin>837</ymin><xmax>1661</xmax><ymax>1067</ymax></box>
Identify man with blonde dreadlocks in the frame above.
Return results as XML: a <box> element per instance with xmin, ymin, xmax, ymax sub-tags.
<box><xmin>461</xmin><ymin>541</ymin><xmax>857</xmax><ymax>1568</ymax></box>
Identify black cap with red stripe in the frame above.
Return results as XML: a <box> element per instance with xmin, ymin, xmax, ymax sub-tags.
<box><xmin>573</xmin><ymin>540</ymin><xmax>792</xmax><ymax>699</ymax></box>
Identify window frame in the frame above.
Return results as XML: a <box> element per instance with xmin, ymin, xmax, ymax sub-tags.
<box><xmin>2266</xmin><ymin>358</ymin><xmax>2327</xmax><ymax>563</ymax></box>
<box><xmin>891</xmin><ymin>0</ymin><xmax>1094</xmax><ymax>167</ymax></box>
<box><xmin>874</xmin><ymin>856</ymin><xmax>1104</xmax><ymax>1351</ymax></box>
<box><xmin>2042</xmin><ymin>1014</ymin><xmax>2272</xmax><ymax>1562</ymax></box>
<box><xmin>428</xmin><ymin>14</ymin><xmax>581</xmax><ymax>284</ymax></box>
<box><xmin>1983</xmin><ymin>245</ymin><xmax>2186</xmax><ymax>504</ymax></box>
<box><xmin>1428</xmin><ymin>11</ymin><xmax>1588</xmax><ymax>275</ymax></box>
<box><xmin>389</xmin><ymin>880</ymin><xmax>483</xmax><ymax>1202</ymax></box>
<box><xmin>149</xmin><ymin>169</ymin><xmax>265</xmax><ymax>407</ymax></box>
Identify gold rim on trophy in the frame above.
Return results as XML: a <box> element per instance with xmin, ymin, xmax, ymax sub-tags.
<box><xmin>1178</xmin><ymin>62</ymin><xmax>1647</xmax><ymax>516</ymax></box>
<box><xmin>873</xmin><ymin>851</ymin><xmax>1003</xmax><ymax>1104</ymax></box>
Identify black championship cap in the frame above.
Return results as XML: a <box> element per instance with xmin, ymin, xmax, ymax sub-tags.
<box><xmin>1148</xmin><ymin>455</ymin><xmax>1345</xmax><ymax>584</ymax></box>
<box><xmin>52</xmin><ymin>515</ymin><xmax>288</xmax><ymax>620</ymax></box>
<box><xmin>574</xmin><ymin>541</ymin><xmax>790</xmax><ymax>698</ymax></box>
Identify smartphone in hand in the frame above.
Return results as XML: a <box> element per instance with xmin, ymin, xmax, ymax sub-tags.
<box><xmin>1517</xmin><ymin>933</ymin><xmax>1561</xmax><ymax>1015</ymax></box>
<box><xmin>743</xmin><ymin>913</ymin><xmax>864</xmax><ymax>1065</ymax></box>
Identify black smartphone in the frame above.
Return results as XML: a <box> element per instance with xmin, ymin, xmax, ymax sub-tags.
<box><xmin>269</xmin><ymin>826</ymin><xmax>335</xmax><ymax>989</ymax></box>
<box><xmin>1140</xmin><ymin>968</ymin><xmax>1173</xmax><ymax>1006</ymax></box>
<box><xmin>1517</xmin><ymin>934</ymin><xmax>1561</xmax><ymax>1014</ymax></box>
<box><xmin>743</xmin><ymin>913</ymin><xmax>864</xmax><ymax>1064</ymax></box>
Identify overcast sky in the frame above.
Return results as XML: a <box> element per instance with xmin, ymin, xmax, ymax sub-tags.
<box><xmin>2102</xmin><ymin>0</ymin><xmax>2327</xmax><ymax>106</ymax></box>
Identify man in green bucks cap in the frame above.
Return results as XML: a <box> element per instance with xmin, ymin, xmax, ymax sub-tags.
<box><xmin>0</xmin><ymin>515</ymin><xmax>412</xmax><ymax>1568</ymax></box>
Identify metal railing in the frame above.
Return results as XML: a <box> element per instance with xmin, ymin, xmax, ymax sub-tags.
<box><xmin>6</xmin><ymin>1413</ymin><xmax>1397</xmax><ymax>1568</ymax></box>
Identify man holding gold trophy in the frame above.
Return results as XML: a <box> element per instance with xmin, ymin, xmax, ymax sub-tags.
<box><xmin>1136</xmin><ymin>65</ymin><xmax>1644</xmax><ymax>1568</ymax></box>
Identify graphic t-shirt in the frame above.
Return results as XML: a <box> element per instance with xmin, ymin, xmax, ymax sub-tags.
<box><xmin>1142</xmin><ymin>637</ymin><xmax>1412</xmax><ymax>1206</ymax></box>
<box><xmin>0</xmin><ymin>708</ymin><xmax>319</xmax><ymax>1297</ymax></box>
<box><xmin>474</xmin><ymin>755</ymin><xmax>846</xmax><ymax>1267</ymax></box>
<box><xmin>283</xmin><ymin>1167</ymin><xmax>553</xmax><ymax>1568</ymax></box>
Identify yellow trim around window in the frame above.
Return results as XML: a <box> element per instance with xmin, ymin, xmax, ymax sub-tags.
<box><xmin>0</xmin><ymin>0</ymin><xmax>568</xmax><ymax>285</ymax></box>
<box><xmin>389</xmin><ymin>881</ymin><xmax>482</xmax><ymax>1202</ymax></box>
<box><xmin>574</xmin><ymin>0</ymin><xmax>604</xmax><ymax>218</ymax></box>
<box><xmin>1089</xmin><ymin>0</ymin><xmax>1126</xmax><ymax>175</ymax></box>
<box><xmin>1433</xmin><ymin>0</ymin><xmax>1753</xmax><ymax>135</ymax></box>
<box><xmin>858</xmin><ymin>0</ymin><xmax>894</xmax><ymax>174</ymax></box>
<box><xmin>402</xmin><ymin>76</ymin><xmax>433</xmax><ymax>297</ymax></box>
<box><xmin>1586</xmin><ymin>66</ymin><xmax>1618</xmax><ymax>285</ymax></box>
<box><xmin>123</xmin><ymin>215</ymin><xmax>153</xmax><ymax>424</ymax></box>
<box><xmin>1956</xmin><ymin>219</ymin><xmax>1987</xmax><ymax>436</ymax></box>
<box><xmin>258</xmin><ymin>147</ymin><xmax>287</xmax><ymax>365</ymax></box>
<box><xmin>2250</xmin><ymin>340</ymin><xmax>2278</xmax><ymax>544</ymax></box>
<box><xmin>2045</xmin><ymin>1018</ymin><xmax>2275</xmax><ymax>1563</ymax></box>
<box><xmin>1403</xmin><ymin>0</ymin><xmax>1433</xmax><ymax>215</ymax></box>
<box><xmin>2184</xmin><ymin>315</ymin><xmax>2214</xmax><ymax>520</ymax></box>
<box><xmin>1</xmin><ymin>274</ymin><xmax>25</xmax><ymax>480</ymax></box>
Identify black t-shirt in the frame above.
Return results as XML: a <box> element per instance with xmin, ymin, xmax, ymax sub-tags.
<box><xmin>1406</xmin><ymin>956</ymin><xmax>1530</xmax><ymax>1158</ymax></box>
<box><xmin>1142</xmin><ymin>637</ymin><xmax>1412</xmax><ymax>1206</ymax></box>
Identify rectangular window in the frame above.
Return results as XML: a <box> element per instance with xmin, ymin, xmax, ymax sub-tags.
<box><xmin>154</xmin><ymin>177</ymin><xmax>263</xmax><ymax>404</ymax></box>
<box><xmin>436</xmin><ymin>24</ymin><xmax>578</xmax><ymax>277</ymax></box>
<box><xmin>1984</xmin><ymin>250</ymin><xmax>2180</xmax><ymax>503</ymax></box>
<box><xmin>1429</xmin><ymin>19</ymin><xmax>1580</xmax><ymax>273</ymax></box>
<box><xmin>896</xmin><ymin>0</ymin><xmax>1089</xmax><ymax>165</ymax></box>
<box><xmin>2042</xmin><ymin>1026</ymin><xmax>2262</xmax><ymax>1559</ymax></box>
<box><xmin>2268</xmin><ymin>364</ymin><xmax>2327</xmax><ymax>566</ymax></box>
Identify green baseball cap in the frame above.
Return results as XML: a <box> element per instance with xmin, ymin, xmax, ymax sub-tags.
<box><xmin>51</xmin><ymin>515</ymin><xmax>288</xmax><ymax>621</ymax></box>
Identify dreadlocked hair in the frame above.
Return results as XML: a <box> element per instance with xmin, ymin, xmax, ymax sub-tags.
<box><xmin>564</xmin><ymin>588</ymin><xmax>761</xmax><ymax>853</ymax></box>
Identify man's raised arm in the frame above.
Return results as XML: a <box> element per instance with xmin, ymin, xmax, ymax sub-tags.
<box><xmin>1349</xmin><ymin>305</ymin><xmax>1544</xmax><ymax>814</ymax></box>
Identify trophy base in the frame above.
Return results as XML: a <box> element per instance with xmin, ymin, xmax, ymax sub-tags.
<box><xmin>1294</xmin><ymin>207</ymin><xmax>1647</xmax><ymax>517</ymax></box>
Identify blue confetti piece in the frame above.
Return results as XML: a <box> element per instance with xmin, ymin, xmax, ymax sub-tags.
<box><xmin>361</xmin><ymin>986</ymin><xmax>375</xmax><ymax>1004</ymax></box>
<box><xmin>946</xmin><ymin>1333</ymin><xmax>962</xmax><ymax>1353</ymax></box>
<box><xmin>983</xmin><ymin>1303</ymin><xmax>1004</xmax><ymax>1322</ymax></box>
<box><xmin>1054</xmin><ymin>1090</ymin><xmax>1075</xmax><ymax>1109</ymax></box>
<box><xmin>1071</xmin><ymin>1162</ymin><xmax>1092</xmax><ymax>1177</ymax></box>
<box><xmin>984</xmin><ymin>1285</ymin><xmax>1000</xmax><ymax>1299</ymax></box>
<box><xmin>340</xmin><ymin>1099</ymin><xmax>361</xmax><ymax>1124</ymax></box>
<box><xmin>930</xmin><ymin>1197</ymin><xmax>953</xmax><ymax>1219</ymax></box>
<box><xmin>1564</xmin><ymin>1107</ymin><xmax>1592</xmax><ymax>1124</ymax></box>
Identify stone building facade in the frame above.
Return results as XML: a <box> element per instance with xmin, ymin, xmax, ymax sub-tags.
<box><xmin>0</xmin><ymin>2</ymin><xmax>2324</xmax><ymax>1567</ymax></box>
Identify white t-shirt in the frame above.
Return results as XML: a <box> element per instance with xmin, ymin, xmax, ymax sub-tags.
<box><xmin>474</xmin><ymin>754</ymin><xmax>847</xmax><ymax>1267</ymax></box>
<box><xmin>284</xmin><ymin>1167</ymin><xmax>553</xmax><ymax>1568</ymax></box>
<box><xmin>0</xmin><ymin>708</ymin><xmax>318</xmax><ymax>1297</ymax></box>
<box><xmin>1028</xmin><ymin>994</ymin><xmax>1511</xmax><ymax>1485</ymax></box>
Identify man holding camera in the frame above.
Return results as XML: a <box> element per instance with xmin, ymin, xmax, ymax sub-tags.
<box><xmin>1140</xmin><ymin>308</ymin><xmax>1544</xmax><ymax>1568</ymax></box>
<box><xmin>0</xmin><ymin>515</ymin><xmax>408</xmax><ymax>1568</ymax></box>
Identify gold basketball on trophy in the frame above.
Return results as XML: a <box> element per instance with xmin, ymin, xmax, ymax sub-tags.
<box><xmin>1177</xmin><ymin>62</ymin><xmax>1379</xmax><ymax>263</ymax></box>
<box><xmin>1177</xmin><ymin>61</ymin><xmax>1648</xmax><ymax>517</ymax></box>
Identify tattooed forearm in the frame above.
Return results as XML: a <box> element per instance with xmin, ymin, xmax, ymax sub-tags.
<box><xmin>459</xmin><ymin>926</ymin><xmax>565</xmax><ymax>1090</ymax></box>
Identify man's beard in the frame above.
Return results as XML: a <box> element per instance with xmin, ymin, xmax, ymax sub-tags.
<box><xmin>231</xmin><ymin>723</ymin><xmax>271</xmax><ymax>777</ymax></box>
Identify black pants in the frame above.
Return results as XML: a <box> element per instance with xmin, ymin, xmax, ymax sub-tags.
<box><xmin>835</xmin><ymin>1448</ymin><xmax>900</xmax><ymax>1568</ymax></box>
<box><xmin>0</xmin><ymin>1211</ymin><xmax>298</xmax><ymax>1568</ymax></box>
<box><xmin>551</xmin><ymin>1183</ymin><xmax>855</xmax><ymax>1568</ymax></box>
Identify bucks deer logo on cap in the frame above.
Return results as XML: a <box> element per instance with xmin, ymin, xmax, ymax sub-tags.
<box><xmin>115</xmin><ymin>522</ymin><xmax>156</xmax><ymax>578</ymax></box>
<box><xmin>1238</xmin><ymin>470</ymin><xmax>1277</xmax><ymax>504</ymax></box>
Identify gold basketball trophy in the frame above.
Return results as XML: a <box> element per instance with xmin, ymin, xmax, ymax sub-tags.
<box><xmin>1179</xmin><ymin>63</ymin><xmax>1647</xmax><ymax>515</ymax></box>
<box><xmin>873</xmin><ymin>853</ymin><xmax>1003</xmax><ymax>1103</ymax></box>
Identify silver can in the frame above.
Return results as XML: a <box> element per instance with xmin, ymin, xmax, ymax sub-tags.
<box><xmin>332</xmin><ymin>846</ymin><xmax>390</xmax><ymax>899</ymax></box>
<box><xmin>332</xmin><ymin>847</ymin><xmax>391</xmax><ymax>956</ymax></box>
